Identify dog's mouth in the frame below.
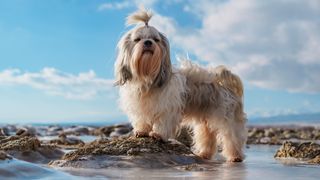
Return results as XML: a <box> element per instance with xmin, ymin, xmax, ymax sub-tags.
<box><xmin>142</xmin><ymin>49</ymin><xmax>154</xmax><ymax>54</ymax></box>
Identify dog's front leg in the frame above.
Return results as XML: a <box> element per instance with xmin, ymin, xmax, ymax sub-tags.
<box><xmin>132</xmin><ymin>120</ymin><xmax>152</xmax><ymax>138</ymax></box>
<box><xmin>149</xmin><ymin>114</ymin><xmax>181</xmax><ymax>141</ymax></box>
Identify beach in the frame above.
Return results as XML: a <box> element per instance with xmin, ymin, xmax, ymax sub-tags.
<box><xmin>1</xmin><ymin>123</ymin><xmax>319</xmax><ymax>179</ymax></box>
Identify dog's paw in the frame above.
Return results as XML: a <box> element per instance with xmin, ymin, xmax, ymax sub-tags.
<box><xmin>149</xmin><ymin>131</ymin><xmax>164</xmax><ymax>141</ymax></box>
<box><xmin>135</xmin><ymin>131</ymin><xmax>149</xmax><ymax>138</ymax></box>
<box><xmin>197</xmin><ymin>152</ymin><xmax>212</xmax><ymax>160</ymax></box>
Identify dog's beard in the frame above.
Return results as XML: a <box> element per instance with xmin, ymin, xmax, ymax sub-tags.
<box><xmin>130</xmin><ymin>43</ymin><xmax>162</xmax><ymax>83</ymax></box>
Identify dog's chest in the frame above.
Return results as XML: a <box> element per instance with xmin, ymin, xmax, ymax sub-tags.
<box><xmin>120</xmin><ymin>73</ymin><xmax>186</xmax><ymax>118</ymax></box>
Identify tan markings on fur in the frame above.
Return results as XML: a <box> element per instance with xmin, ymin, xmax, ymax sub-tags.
<box><xmin>215</xmin><ymin>65</ymin><xmax>243</xmax><ymax>98</ymax></box>
<box><xmin>184</xmin><ymin>82</ymin><xmax>220</xmax><ymax>116</ymax></box>
<box><xmin>131</xmin><ymin>42</ymin><xmax>162</xmax><ymax>83</ymax></box>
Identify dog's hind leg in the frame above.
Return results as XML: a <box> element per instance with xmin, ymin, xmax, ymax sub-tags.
<box><xmin>221</xmin><ymin>120</ymin><xmax>247</xmax><ymax>162</ymax></box>
<box><xmin>192</xmin><ymin>121</ymin><xmax>217</xmax><ymax>159</ymax></box>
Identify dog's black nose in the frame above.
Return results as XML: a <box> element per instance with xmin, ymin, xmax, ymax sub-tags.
<box><xmin>144</xmin><ymin>40</ymin><xmax>152</xmax><ymax>47</ymax></box>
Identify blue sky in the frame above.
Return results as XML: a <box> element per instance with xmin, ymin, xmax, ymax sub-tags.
<box><xmin>0</xmin><ymin>0</ymin><xmax>320</xmax><ymax>123</ymax></box>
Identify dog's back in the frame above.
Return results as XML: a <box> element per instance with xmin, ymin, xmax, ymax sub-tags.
<box><xmin>179</xmin><ymin>60</ymin><xmax>245</xmax><ymax>123</ymax></box>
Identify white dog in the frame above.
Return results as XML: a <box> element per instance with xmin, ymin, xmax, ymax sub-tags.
<box><xmin>114</xmin><ymin>9</ymin><xmax>247</xmax><ymax>162</ymax></box>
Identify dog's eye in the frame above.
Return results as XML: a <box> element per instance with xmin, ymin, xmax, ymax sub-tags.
<box><xmin>134</xmin><ymin>38</ymin><xmax>141</xmax><ymax>42</ymax></box>
<box><xmin>154</xmin><ymin>38</ymin><xmax>160</xmax><ymax>42</ymax></box>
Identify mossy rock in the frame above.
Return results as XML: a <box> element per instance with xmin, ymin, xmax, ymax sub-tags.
<box><xmin>0</xmin><ymin>136</ymin><xmax>64</xmax><ymax>163</ymax></box>
<box><xmin>274</xmin><ymin>141</ymin><xmax>320</xmax><ymax>164</ymax></box>
<box><xmin>49</xmin><ymin>136</ymin><xmax>204</xmax><ymax>169</ymax></box>
<box><xmin>62</xmin><ymin>136</ymin><xmax>192</xmax><ymax>161</ymax></box>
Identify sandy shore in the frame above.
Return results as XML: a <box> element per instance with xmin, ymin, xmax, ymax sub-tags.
<box><xmin>0</xmin><ymin>123</ymin><xmax>319</xmax><ymax>179</ymax></box>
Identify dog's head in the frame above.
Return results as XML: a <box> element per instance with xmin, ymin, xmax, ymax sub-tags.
<box><xmin>114</xmin><ymin>9</ymin><xmax>171</xmax><ymax>89</ymax></box>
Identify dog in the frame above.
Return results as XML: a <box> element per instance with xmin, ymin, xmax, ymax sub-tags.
<box><xmin>114</xmin><ymin>9</ymin><xmax>247</xmax><ymax>162</ymax></box>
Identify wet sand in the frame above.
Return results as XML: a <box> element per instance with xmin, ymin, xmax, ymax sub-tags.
<box><xmin>58</xmin><ymin>145</ymin><xmax>319</xmax><ymax>179</ymax></box>
<box><xmin>2</xmin><ymin>145</ymin><xmax>318</xmax><ymax>179</ymax></box>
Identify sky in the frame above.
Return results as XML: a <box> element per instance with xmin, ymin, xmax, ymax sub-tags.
<box><xmin>0</xmin><ymin>0</ymin><xmax>320</xmax><ymax>124</ymax></box>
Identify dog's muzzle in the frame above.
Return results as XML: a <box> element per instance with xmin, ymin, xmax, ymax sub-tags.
<box><xmin>144</xmin><ymin>40</ymin><xmax>153</xmax><ymax>47</ymax></box>
<box><xmin>143</xmin><ymin>40</ymin><xmax>154</xmax><ymax>54</ymax></box>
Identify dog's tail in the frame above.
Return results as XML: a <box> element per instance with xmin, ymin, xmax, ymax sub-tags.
<box><xmin>178</xmin><ymin>58</ymin><xmax>243</xmax><ymax>98</ymax></box>
<box><xmin>214</xmin><ymin>65</ymin><xmax>243</xmax><ymax>98</ymax></box>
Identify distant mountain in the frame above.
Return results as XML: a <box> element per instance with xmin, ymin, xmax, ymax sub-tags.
<box><xmin>249</xmin><ymin>112</ymin><xmax>320</xmax><ymax>125</ymax></box>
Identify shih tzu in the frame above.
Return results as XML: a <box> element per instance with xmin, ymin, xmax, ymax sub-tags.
<box><xmin>114</xmin><ymin>9</ymin><xmax>247</xmax><ymax>162</ymax></box>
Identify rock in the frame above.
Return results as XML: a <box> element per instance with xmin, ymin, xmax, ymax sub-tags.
<box><xmin>259</xmin><ymin>137</ymin><xmax>271</xmax><ymax>144</ymax></box>
<box><xmin>109</xmin><ymin>127</ymin><xmax>132</xmax><ymax>137</ymax></box>
<box><xmin>299</xmin><ymin>130</ymin><xmax>312</xmax><ymax>140</ymax></box>
<box><xmin>0</xmin><ymin>128</ymin><xmax>9</xmax><ymax>136</ymax></box>
<box><xmin>49</xmin><ymin>136</ymin><xmax>204</xmax><ymax>169</ymax></box>
<box><xmin>90</xmin><ymin>126</ymin><xmax>112</xmax><ymax>136</ymax></box>
<box><xmin>0</xmin><ymin>129</ymin><xmax>6</xmax><ymax>137</ymax></box>
<box><xmin>3</xmin><ymin>125</ymin><xmax>17</xmax><ymax>135</ymax></box>
<box><xmin>0</xmin><ymin>136</ymin><xmax>64</xmax><ymax>164</ymax></box>
<box><xmin>48</xmin><ymin>134</ymin><xmax>84</xmax><ymax>148</ymax></box>
<box><xmin>176</xmin><ymin>127</ymin><xmax>193</xmax><ymax>147</ymax></box>
<box><xmin>264</xmin><ymin>128</ymin><xmax>275</xmax><ymax>138</ymax></box>
<box><xmin>247</xmin><ymin>126</ymin><xmax>320</xmax><ymax>145</ymax></box>
<box><xmin>63</xmin><ymin>126</ymin><xmax>90</xmax><ymax>136</ymax></box>
<box><xmin>15</xmin><ymin>127</ymin><xmax>37</xmax><ymax>137</ymax></box>
<box><xmin>0</xmin><ymin>136</ymin><xmax>40</xmax><ymax>151</ymax></box>
<box><xmin>0</xmin><ymin>151</ymin><xmax>12</xmax><ymax>160</ymax></box>
<box><xmin>90</xmin><ymin>123</ymin><xmax>133</xmax><ymax>137</ymax></box>
<box><xmin>274</xmin><ymin>141</ymin><xmax>320</xmax><ymax>164</ymax></box>
<box><xmin>45</xmin><ymin>126</ymin><xmax>63</xmax><ymax>136</ymax></box>
<box><xmin>308</xmin><ymin>155</ymin><xmax>320</xmax><ymax>164</ymax></box>
<box><xmin>115</xmin><ymin>126</ymin><xmax>132</xmax><ymax>135</ymax></box>
<box><xmin>315</xmin><ymin>131</ymin><xmax>320</xmax><ymax>140</ymax></box>
<box><xmin>64</xmin><ymin>136</ymin><xmax>192</xmax><ymax>159</ymax></box>
<box><xmin>48</xmin><ymin>126</ymin><xmax>63</xmax><ymax>132</ymax></box>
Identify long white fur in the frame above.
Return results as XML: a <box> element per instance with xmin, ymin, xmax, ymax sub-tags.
<box><xmin>115</xmin><ymin>9</ymin><xmax>247</xmax><ymax>162</ymax></box>
<box><xmin>119</xmin><ymin>71</ymin><xmax>185</xmax><ymax>140</ymax></box>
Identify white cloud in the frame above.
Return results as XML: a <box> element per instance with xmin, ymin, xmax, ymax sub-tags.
<box><xmin>98</xmin><ymin>1</ymin><xmax>131</xmax><ymax>11</ymax></box>
<box><xmin>151</xmin><ymin>0</ymin><xmax>320</xmax><ymax>93</ymax></box>
<box><xmin>98</xmin><ymin>0</ymin><xmax>158</xmax><ymax>11</ymax></box>
<box><xmin>150</xmin><ymin>14</ymin><xmax>177</xmax><ymax>36</ymax></box>
<box><xmin>0</xmin><ymin>68</ymin><xmax>114</xmax><ymax>100</ymax></box>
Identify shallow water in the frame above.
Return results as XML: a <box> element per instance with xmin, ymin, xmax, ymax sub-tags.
<box><xmin>1</xmin><ymin>145</ymin><xmax>319</xmax><ymax>179</ymax></box>
<box><xmin>0</xmin><ymin>158</ymin><xmax>74</xmax><ymax>179</ymax></box>
<box><xmin>49</xmin><ymin>145</ymin><xmax>319</xmax><ymax>179</ymax></box>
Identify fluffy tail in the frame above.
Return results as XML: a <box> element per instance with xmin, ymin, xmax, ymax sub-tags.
<box><xmin>215</xmin><ymin>65</ymin><xmax>247</xmax><ymax>124</ymax></box>
<box><xmin>178</xmin><ymin>59</ymin><xmax>243</xmax><ymax>98</ymax></box>
<box><xmin>214</xmin><ymin>65</ymin><xmax>243</xmax><ymax>98</ymax></box>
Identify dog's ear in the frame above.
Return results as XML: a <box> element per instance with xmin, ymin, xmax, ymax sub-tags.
<box><xmin>152</xmin><ymin>33</ymin><xmax>172</xmax><ymax>88</ymax></box>
<box><xmin>115</xmin><ymin>65</ymin><xmax>132</xmax><ymax>86</ymax></box>
<box><xmin>114</xmin><ymin>33</ymin><xmax>133</xmax><ymax>86</ymax></box>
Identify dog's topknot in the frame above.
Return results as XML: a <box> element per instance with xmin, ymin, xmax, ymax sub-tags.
<box><xmin>126</xmin><ymin>8</ymin><xmax>153</xmax><ymax>26</ymax></box>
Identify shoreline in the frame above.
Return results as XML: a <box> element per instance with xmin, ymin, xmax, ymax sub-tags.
<box><xmin>1</xmin><ymin>123</ymin><xmax>319</xmax><ymax>179</ymax></box>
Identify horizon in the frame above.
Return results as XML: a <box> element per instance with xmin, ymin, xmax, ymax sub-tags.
<box><xmin>1</xmin><ymin>0</ymin><xmax>320</xmax><ymax>124</ymax></box>
<box><xmin>1</xmin><ymin>112</ymin><xmax>320</xmax><ymax>126</ymax></box>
